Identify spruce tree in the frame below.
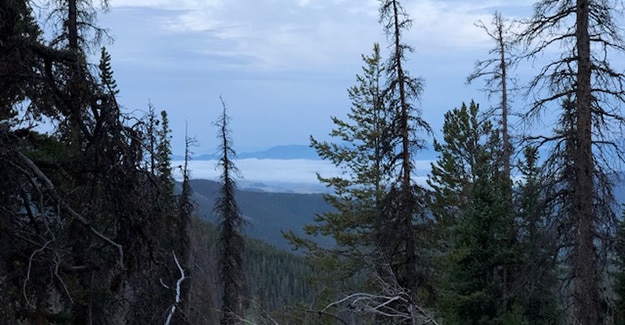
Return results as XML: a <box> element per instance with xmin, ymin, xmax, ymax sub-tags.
<box><xmin>99</xmin><ymin>47</ymin><xmax>119</xmax><ymax>95</ymax></box>
<box><xmin>513</xmin><ymin>146</ymin><xmax>561</xmax><ymax>323</ymax></box>
<box><xmin>429</xmin><ymin>101</ymin><xmax>516</xmax><ymax>323</ymax></box>
<box><xmin>215</xmin><ymin>97</ymin><xmax>246</xmax><ymax>324</ymax></box>
<box><xmin>157</xmin><ymin>110</ymin><xmax>174</xmax><ymax>192</ymax></box>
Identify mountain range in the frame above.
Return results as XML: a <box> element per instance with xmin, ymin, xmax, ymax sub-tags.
<box><xmin>173</xmin><ymin>144</ymin><xmax>321</xmax><ymax>161</ymax></box>
<box><xmin>174</xmin><ymin>143</ymin><xmax>439</xmax><ymax>161</ymax></box>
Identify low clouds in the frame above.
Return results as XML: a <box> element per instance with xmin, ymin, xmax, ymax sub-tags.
<box><xmin>173</xmin><ymin>158</ymin><xmax>433</xmax><ymax>193</ymax></box>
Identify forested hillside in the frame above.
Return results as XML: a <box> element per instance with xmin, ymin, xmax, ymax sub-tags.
<box><xmin>183</xmin><ymin>179</ymin><xmax>334</xmax><ymax>250</ymax></box>
<box><xmin>3</xmin><ymin>0</ymin><xmax>625</xmax><ymax>325</ymax></box>
<box><xmin>185</xmin><ymin>219</ymin><xmax>320</xmax><ymax>324</ymax></box>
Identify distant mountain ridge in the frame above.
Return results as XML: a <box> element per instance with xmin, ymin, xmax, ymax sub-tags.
<box><xmin>173</xmin><ymin>143</ymin><xmax>440</xmax><ymax>161</ymax></box>
<box><xmin>185</xmin><ymin>144</ymin><xmax>320</xmax><ymax>160</ymax></box>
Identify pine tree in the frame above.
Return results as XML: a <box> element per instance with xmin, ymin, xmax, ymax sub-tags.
<box><xmin>285</xmin><ymin>43</ymin><xmax>390</xmax><ymax>287</ymax></box>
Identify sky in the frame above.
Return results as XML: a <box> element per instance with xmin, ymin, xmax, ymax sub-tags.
<box><xmin>93</xmin><ymin>0</ymin><xmax>535</xmax><ymax>156</ymax></box>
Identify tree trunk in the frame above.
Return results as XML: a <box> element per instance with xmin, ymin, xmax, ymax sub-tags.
<box><xmin>498</xmin><ymin>19</ymin><xmax>510</xmax><ymax>182</ymax></box>
<box><xmin>391</xmin><ymin>0</ymin><xmax>419</xmax><ymax>294</ymax></box>
<box><xmin>573</xmin><ymin>0</ymin><xmax>600</xmax><ymax>323</ymax></box>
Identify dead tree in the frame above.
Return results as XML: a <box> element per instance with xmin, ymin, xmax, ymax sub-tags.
<box><xmin>517</xmin><ymin>0</ymin><xmax>625</xmax><ymax>323</ymax></box>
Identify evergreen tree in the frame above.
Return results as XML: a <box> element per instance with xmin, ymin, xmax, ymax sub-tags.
<box><xmin>428</xmin><ymin>101</ymin><xmax>490</xmax><ymax>240</ymax></box>
<box><xmin>1</xmin><ymin>1</ymin><xmax>188</xmax><ymax>322</ymax></box>
<box><xmin>285</xmin><ymin>43</ymin><xmax>390</xmax><ymax>288</ymax></box>
<box><xmin>513</xmin><ymin>146</ymin><xmax>561</xmax><ymax>324</ymax></box>
<box><xmin>157</xmin><ymin>110</ymin><xmax>174</xmax><ymax>192</ymax></box>
<box><xmin>429</xmin><ymin>101</ymin><xmax>516</xmax><ymax>324</ymax></box>
<box><xmin>99</xmin><ymin>47</ymin><xmax>119</xmax><ymax>95</ymax></box>
<box><xmin>215</xmin><ymin>97</ymin><xmax>246</xmax><ymax>324</ymax></box>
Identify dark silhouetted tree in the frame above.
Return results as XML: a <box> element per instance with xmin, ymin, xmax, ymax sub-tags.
<box><xmin>517</xmin><ymin>1</ymin><xmax>625</xmax><ymax>322</ymax></box>
<box><xmin>214</xmin><ymin>97</ymin><xmax>246</xmax><ymax>324</ymax></box>
<box><xmin>0</xmin><ymin>1</ymin><xmax>187</xmax><ymax>323</ymax></box>
<box><xmin>378</xmin><ymin>0</ymin><xmax>431</xmax><ymax>301</ymax></box>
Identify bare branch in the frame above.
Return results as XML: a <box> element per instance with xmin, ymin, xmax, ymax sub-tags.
<box><xmin>164</xmin><ymin>251</ymin><xmax>186</xmax><ymax>325</ymax></box>
<box><xmin>14</xmin><ymin>150</ymin><xmax>124</xmax><ymax>268</ymax></box>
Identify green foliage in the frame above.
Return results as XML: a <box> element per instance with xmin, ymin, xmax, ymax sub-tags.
<box><xmin>428</xmin><ymin>101</ymin><xmax>492</xmax><ymax>235</ymax></box>
<box><xmin>287</xmin><ymin>43</ymin><xmax>390</xmax><ymax>291</ymax></box>
<box><xmin>98</xmin><ymin>47</ymin><xmax>119</xmax><ymax>95</ymax></box>
<box><xmin>157</xmin><ymin>110</ymin><xmax>174</xmax><ymax>192</ymax></box>
<box><xmin>0</xmin><ymin>2</ymin><xmax>191</xmax><ymax>323</ymax></box>
<box><xmin>429</xmin><ymin>102</ymin><xmax>560</xmax><ymax>324</ymax></box>
<box><xmin>188</xmin><ymin>219</ymin><xmax>320</xmax><ymax>324</ymax></box>
<box><xmin>513</xmin><ymin>146</ymin><xmax>561</xmax><ymax>324</ymax></box>
<box><xmin>430</xmin><ymin>101</ymin><xmax>515</xmax><ymax>324</ymax></box>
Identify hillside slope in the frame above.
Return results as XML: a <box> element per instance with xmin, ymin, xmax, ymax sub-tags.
<box><xmin>182</xmin><ymin>179</ymin><xmax>334</xmax><ymax>251</ymax></box>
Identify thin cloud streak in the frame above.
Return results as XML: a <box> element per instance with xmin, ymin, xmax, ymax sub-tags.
<box><xmin>107</xmin><ymin>0</ymin><xmax>529</xmax><ymax>71</ymax></box>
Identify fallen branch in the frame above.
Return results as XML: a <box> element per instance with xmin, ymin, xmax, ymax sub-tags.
<box><xmin>322</xmin><ymin>262</ymin><xmax>439</xmax><ymax>325</ymax></box>
<box><xmin>23</xmin><ymin>240</ymin><xmax>53</xmax><ymax>308</ymax></box>
<box><xmin>164</xmin><ymin>251</ymin><xmax>186</xmax><ymax>325</ymax></box>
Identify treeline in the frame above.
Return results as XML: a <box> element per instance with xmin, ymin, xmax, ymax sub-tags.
<box><xmin>287</xmin><ymin>1</ymin><xmax>625</xmax><ymax>325</ymax></box>
<box><xmin>4</xmin><ymin>0</ymin><xmax>625</xmax><ymax>325</ymax></box>
<box><xmin>186</xmin><ymin>219</ymin><xmax>320</xmax><ymax>324</ymax></box>
<box><xmin>0</xmin><ymin>0</ymin><xmax>196</xmax><ymax>323</ymax></box>
<box><xmin>0</xmin><ymin>0</ymin><xmax>322</xmax><ymax>323</ymax></box>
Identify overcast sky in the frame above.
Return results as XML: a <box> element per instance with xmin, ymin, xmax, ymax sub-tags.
<box><xmin>95</xmin><ymin>0</ymin><xmax>535</xmax><ymax>155</ymax></box>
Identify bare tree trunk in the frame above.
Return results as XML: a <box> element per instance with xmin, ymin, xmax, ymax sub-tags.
<box><xmin>67</xmin><ymin>0</ymin><xmax>78</xmax><ymax>51</ymax></box>
<box><xmin>390</xmin><ymin>0</ymin><xmax>419</xmax><ymax>295</ymax></box>
<box><xmin>498</xmin><ymin>22</ymin><xmax>510</xmax><ymax>182</ymax></box>
<box><xmin>573</xmin><ymin>1</ymin><xmax>599</xmax><ymax>323</ymax></box>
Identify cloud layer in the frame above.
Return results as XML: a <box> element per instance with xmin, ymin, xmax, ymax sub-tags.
<box><xmin>173</xmin><ymin>158</ymin><xmax>433</xmax><ymax>193</ymax></box>
<box><xmin>97</xmin><ymin>1</ymin><xmax>535</xmax><ymax>154</ymax></box>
